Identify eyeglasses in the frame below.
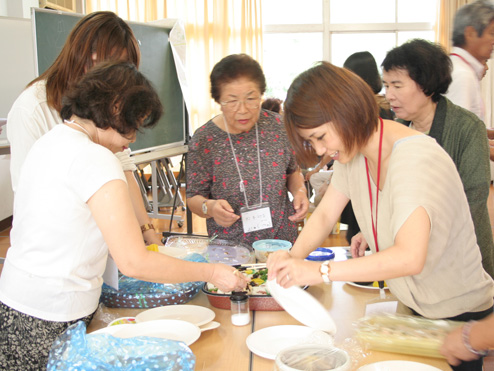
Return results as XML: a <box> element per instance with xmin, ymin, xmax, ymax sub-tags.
<box><xmin>220</xmin><ymin>97</ymin><xmax>261</xmax><ymax>111</ymax></box>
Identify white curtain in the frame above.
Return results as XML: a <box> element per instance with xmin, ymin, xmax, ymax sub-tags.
<box><xmin>85</xmin><ymin>0</ymin><xmax>263</xmax><ymax>133</ymax></box>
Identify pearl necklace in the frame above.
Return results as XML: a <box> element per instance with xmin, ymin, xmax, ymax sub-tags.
<box><xmin>64</xmin><ymin>119</ymin><xmax>94</xmax><ymax>142</ymax></box>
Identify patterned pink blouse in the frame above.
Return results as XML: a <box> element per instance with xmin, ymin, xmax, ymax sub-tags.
<box><xmin>186</xmin><ymin>109</ymin><xmax>299</xmax><ymax>245</ymax></box>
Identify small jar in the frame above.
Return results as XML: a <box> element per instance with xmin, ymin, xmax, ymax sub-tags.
<box><xmin>230</xmin><ymin>292</ymin><xmax>250</xmax><ymax>326</ymax></box>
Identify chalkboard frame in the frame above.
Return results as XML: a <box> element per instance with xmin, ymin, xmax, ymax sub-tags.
<box><xmin>32</xmin><ymin>8</ymin><xmax>187</xmax><ymax>156</ymax></box>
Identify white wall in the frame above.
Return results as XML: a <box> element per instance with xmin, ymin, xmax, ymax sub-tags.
<box><xmin>0</xmin><ymin>0</ymin><xmax>38</xmax><ymax>18</ymax></box>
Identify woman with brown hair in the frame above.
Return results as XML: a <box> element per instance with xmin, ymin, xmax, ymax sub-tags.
<box><xmin>7</xmin><ymin>11</ymin><xmax>162</xmax><ymax>245</ymax></box>
<box><xmin>0</xmin><ymin>62</ymin><xmax>248</xmax><ymax>370</ymax></box>
<box><xmin>267</xmin><ymin>61</ymin><xmax>493</xmax><ymax>371</ymax></box>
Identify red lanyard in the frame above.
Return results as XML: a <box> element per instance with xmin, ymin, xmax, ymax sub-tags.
<box><xmin>365</xmin><ymin>118</ymin><xmax>384</xmax><ymax>253</ymax></box>
<box><xmin>450</xmin><ymin>53</ymin><xmax>485</xmax><ymax>118</ymax></box>
<box><xmin>450</xmin><ymin>53</ymin><xmax>475</xmax><ymax>73</ymax></box>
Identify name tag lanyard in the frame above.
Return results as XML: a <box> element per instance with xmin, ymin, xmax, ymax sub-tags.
<box><xmin>365</xmin><ymin>117</ymin><xmax>385</xmax><ymax>297</ymax></box>
<box><xmin>450</xmin><ymin>53</ymin><xmax>485</xmax><ymax>117</ymax></box>
<box><xmin>223</xmin><ymin>116</ymin><xmax>264</xmax><ymax>209</ymax></box>
<box><xmin>223</xmin><ymin>116</ymin><xmax>272</xmax><ymax>233</ymax></box>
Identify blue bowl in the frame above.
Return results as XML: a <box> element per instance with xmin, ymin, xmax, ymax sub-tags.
<box><xmin>305</xmin><ymin>247</ymin><xmax>335</xmax><ymax>262</ymax></box>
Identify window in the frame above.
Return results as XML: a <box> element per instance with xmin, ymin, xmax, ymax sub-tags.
<box><xmin>262</xmin><ymin>0</ymin><xmax>438</xmax><ymax>98</ymax></box>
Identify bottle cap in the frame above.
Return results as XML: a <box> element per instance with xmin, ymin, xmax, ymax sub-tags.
<box><xmin>230</xmin><ymin>292</ymin><xmax>249</xmax><ymax>302</ymax></box>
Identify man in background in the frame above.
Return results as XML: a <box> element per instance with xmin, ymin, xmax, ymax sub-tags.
<box><xmin>446</xmin><ymin>0</ymin><xmax>494</xmax><ymax>121</ymax></box>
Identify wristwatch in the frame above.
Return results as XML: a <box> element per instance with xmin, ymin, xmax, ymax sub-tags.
<box><xmin>320</xmin><ymin>260</ymin><xmax>331</xmax><ymax>284</ymax></box>
<box><xmin>202</xmin><ymin>199</ymin><xmax>208</xmax><ymax>216</ymax></box>
<box><xmin>140</xmin><ymin>223</ymin><xmax>155</xmax><ymax>233</ymax></box>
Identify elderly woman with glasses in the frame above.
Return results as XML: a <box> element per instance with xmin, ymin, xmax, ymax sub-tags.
<box><xmin>186</xmin><ymin>54</ymin><xmax>309</xmax><ymax>245</ymax></box>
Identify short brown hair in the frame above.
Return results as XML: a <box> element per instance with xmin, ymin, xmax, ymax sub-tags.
<box><xmin>284</xmin><ymin>61</ymin><xmax>378</xmax><ymax>166</ymax></box>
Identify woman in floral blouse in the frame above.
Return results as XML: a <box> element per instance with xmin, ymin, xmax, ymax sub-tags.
<box><xmin>186</xmin><ymin>54</ymin><xmax>309</xmax><ymax>246</ymax></box>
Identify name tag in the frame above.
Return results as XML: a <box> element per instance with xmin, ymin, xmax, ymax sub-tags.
<box><xmin>240</xmin><ymin>202</ymin><xmax>273</xmax><ymax>233</ymax></box>
<box><xmin>365</xmin><ymin>289</ymin><xmax>398</xmax><ymax>316</ymax></box>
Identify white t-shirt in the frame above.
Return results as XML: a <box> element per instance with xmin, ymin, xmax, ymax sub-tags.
<box><xmin>332</xmin><ymin>134</ymin><xmax>494</xmax><ymax>318</ymax></box>
<box><xmin>0</xmin><ymin>124</ymin><xmax>126</xmax><ymax>321</ymax></box>
<box><xmin>445</xmin><ymin>47</ymin><xmax>485</xmax><ymax>121</ymax></box>
<box><xmin>6</xmin><ymin>80</ymin><xmax>136</xmax><ymax>193</ymax></box>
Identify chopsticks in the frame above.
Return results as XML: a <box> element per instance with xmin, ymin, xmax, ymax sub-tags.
<box><xmin>233</xmin><ymin>263</ymin><xmax>267</xmax><ymax>270</ymax></box>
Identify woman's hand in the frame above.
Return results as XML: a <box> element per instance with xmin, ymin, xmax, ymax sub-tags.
<box><xmin>209</xmin><ymin>199</ymin><xmax>240</xmax><ymax>227</ymax></box>
<box><xmin>267</xmin><ymin>250</ymin><xmax>322</xmax><ymax>288</ymax></box>
<box><xmin>209</xmin><ymin>263</ymin><xmax>249</xmax><ymax>293</ymax></box>
<box><xmin>440</xmin><ymin>326</ymin><xmax>480</xmax><ymax>366</ymax></box>
<box><xmin>350</xmin><ymin>232</ymin><xmax>368</xmax><ymax>258</ymax></box>
<box><xmin>289</xmin><ymin>189</ymin><xmax>309</xmax><ymax>222</ymax></box>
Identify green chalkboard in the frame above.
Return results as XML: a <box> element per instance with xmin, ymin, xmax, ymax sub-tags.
<box><xmin>33</xmin><ymin>8</ymin><xmax>186</xmax><ymax>154</ymax></box>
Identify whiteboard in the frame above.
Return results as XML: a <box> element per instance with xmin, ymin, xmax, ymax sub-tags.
<box><xmin>0</xmin><ymin>16</ymin><xmax>36</xmax><ymax>119</ymax></box>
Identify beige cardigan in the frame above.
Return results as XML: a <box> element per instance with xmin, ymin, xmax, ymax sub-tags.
<box><xmin>332</xmin><ymin>134</ymin><xmax>494</xmax><ymax>319</ymax></box>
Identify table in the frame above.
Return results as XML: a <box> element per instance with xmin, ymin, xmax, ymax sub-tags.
<box><xmin>0</xmin><ymin>143</ymin><xmax>9</xmax><ymax>155</ymax></box>
<box><xmin>87</xmin><ymin>248</ymin><xmax>453</xmax><ymax>371</ymax></box>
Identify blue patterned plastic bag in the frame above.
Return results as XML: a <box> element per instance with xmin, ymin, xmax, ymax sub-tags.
<box><xmin>100</xmin><ymin>253</ymin><xmax>207</xmax><ymax>308</ymax></box>
<box><xmin>47</xmin><ymin>322</ymin><xmax>196</xmax><ymax>371</ymax></box>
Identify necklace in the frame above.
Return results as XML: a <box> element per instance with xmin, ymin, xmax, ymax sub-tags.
<box><xmin>222</xmin><ymin>115</ymin><xmax>263</xmax><ymax>208</ymax></box>
<box><xmin>64</xmin><ymin>119</ymin><xmax>94</xmax><ymax>142</ymax></box>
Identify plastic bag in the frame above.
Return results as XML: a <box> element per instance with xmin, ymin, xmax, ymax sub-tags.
<box><xmin>354</xmin><ymin>312</ymin><xmax>462</xmax><ymax>358</ymax></box>
<box><xmin>100</xmin><ymin>253</ymin><xmax>206</xmax><ymax>308</ymax></box>
<box><xmin>47</xmin><ymin>321</ymin><xmax>195</xmax><ymax>371</ymax></box>
<box><xmin>274</xmin><ymin>344</ymin><xmax>351</xmax><ymax>371</ymax></box>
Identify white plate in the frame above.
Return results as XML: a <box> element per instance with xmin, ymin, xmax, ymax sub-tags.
<box><xmin>246</xmin><ymin>325</ymin><xmax>334</xmax><ymax>360</ymax></box>
<box><xmin>135</xmin><ymin>304</ymin><xmax>215</xmax><ymax>326</ymax></box>
<box><xmin>345</xmin><ymin>281</ymin><xmax>389</xmax><ymax>290</ymax></box>
<box><xmin>91</xmin><ymin>319</ymin><xmax>201</xmax><ymax>346</ymax></box>
<box><xmin>358</xmin><ymin>360</ymin><xmax>442</xmax><ymax>371</ymax></box>
<box><xmin>91</xmin><ymin>324</ymin><xmax>127</xmax><ymax>336</ymax></box>
<box><xmin>267</xmin><ymin>280</ymin><xmax>336</xmax><ymax>334</ymax></box>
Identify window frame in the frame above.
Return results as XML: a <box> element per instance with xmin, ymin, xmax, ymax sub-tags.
<box><xmin>262</xmin><ymin>0</ymin><xmax>436</xmax><ymax>63</ymax></box>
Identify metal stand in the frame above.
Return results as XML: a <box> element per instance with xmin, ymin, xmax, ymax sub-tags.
<box><xmin>131</xmin><ymin>145</ymin><xmax>188</xmax><ymax>229</ymax></box>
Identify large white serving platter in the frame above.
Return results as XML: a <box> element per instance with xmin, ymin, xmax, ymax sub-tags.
<box><xmin>246</xmin><ymin>325</ymin><xmax>334</xmax><ymax>360</ymax></box>
<box><xmin>267</xmin><ymin>280</ymin><xmax>336</xmax><ymax>334</ymax></box>
<box><xmin>91</xmin><ymin>319</ymin><xmax>201</xmax><ymax>346</ymax></box>
<box><xmin>358</xmin><ymin>360</ymin><xmax>442</xmax><ymax>371</ymax></box>
<box><xmin>345</xmin><ymin>281</ymin><xmax>389</xmax><ymax>290</ymax></box>
<box><xmin>135</xmin><ymin>304</ymin><xmax>215</xmax><ymax>326</ymax></box>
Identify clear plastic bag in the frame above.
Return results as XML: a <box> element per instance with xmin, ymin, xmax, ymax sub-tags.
<box><xmin>165</xmin><ymin>236</ymin><xmax>255</xmax><ymax>265</ymax></box>
<box><xmin>354</xmin><ymin>313</ymin><xmax>462</xmax><ymax>358</ymax></box>
<box><xmin>274</xmin><ymin>344</ymin><xmax>351</xmax><ymax>371</ymax></box>
<box><xmin>47</xmin><ymin>321</ymin><xmax>195</xmax><ymax>370</ymax></box>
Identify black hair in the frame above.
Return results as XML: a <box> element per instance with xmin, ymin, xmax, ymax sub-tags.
<box><xmin>343</xmin><ymin>51</ymin><xmax>382</xmax><ymax>94</ymax></box>
<box><xmin>210</xmin><ymin>54</ymin><xmax>266</xmax><ymax>103</ymax></box>
<box><xmin>381</xmin><ymin>39</ymin><xmax>452</xmax><ymax>103</ymax></box>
